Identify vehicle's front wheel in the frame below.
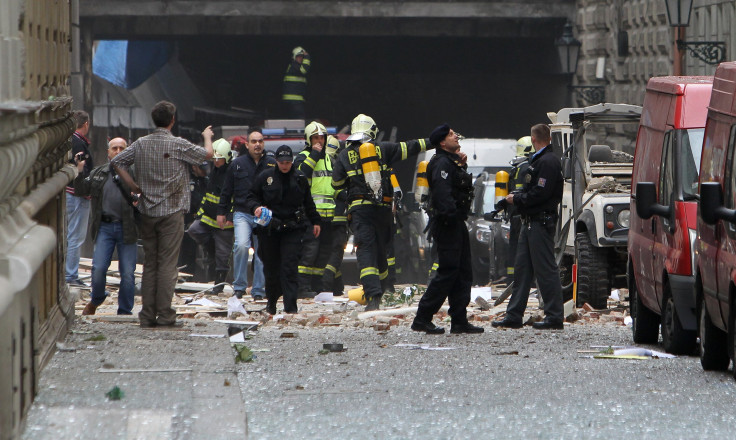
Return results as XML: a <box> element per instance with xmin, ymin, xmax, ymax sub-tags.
<box><xmin>661</xmin><ymin>286</ymin><xmax>696</xmax><ymax>354</ymax></box>
<box><xmin>575</xmin><ymin>232</ymin><xmax>610</xmax><ymax>309</ymax></box>
<box><xmin>699</xmin><ymin>296</ymin><xmax>729</xmax><ymax>370</ymax></box>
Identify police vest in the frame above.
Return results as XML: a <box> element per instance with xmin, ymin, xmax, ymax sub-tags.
<box><xmin>299</xmin><ymin>150</ymin><xmax>336</xmax><ymax>219</ymax></box>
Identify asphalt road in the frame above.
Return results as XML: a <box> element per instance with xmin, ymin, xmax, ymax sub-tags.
<box><xmin>237</xmin><ymin>322</ymin><xmax>736</xmax><ymax>439</ymax></box>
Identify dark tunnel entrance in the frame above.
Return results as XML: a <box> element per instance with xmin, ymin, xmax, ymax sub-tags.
<box><xmin>177</xmin><ymin>34</ymin><xmax>569</xmax><ymax>139</ymax></box>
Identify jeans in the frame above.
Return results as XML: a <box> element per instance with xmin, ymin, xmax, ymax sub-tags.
<box><xmin>90</xmin><ymin>221</ymin><xmax>137</xmax><ymax>314</ymax></box>
<box><xmin>65</xmin><ymin>195</ymin><xmax>90</xmax><ymax>282</ymax></box>
<box><xmin>233</xmin><ymin>211</ymin><xmax>265</xmax><ymax>295</ymax></box>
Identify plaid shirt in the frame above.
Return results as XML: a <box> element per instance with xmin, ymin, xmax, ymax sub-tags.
<box><xmin>111</xmin><ymin>128</ymin><xmax>207</xmax><ymax>217</ymax></box>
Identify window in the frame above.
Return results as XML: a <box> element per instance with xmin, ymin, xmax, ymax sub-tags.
<box><xmin>680</xmin><ymin>128</ymin><xmax>704</xmax><ymax>199</ymax></box>
<box><xmin>659</xmin><ymin>131</ymin><xmax>674</xmax><ymax>208</ymax></box>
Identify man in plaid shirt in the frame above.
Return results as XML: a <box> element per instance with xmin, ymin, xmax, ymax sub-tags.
<box><xmin>112</xmin><ymin>101</ymin><xmax>214</xmax><ymax>327</ymax></box>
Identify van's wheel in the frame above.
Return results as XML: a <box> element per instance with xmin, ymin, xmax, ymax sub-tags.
<box><xmin>630</xmin><ymin>269</ymin><xmax>659</xmax><ymax>344</ymax></box>
<box><xmin>699</xmin><ymin>297</ymin><xmax>729</xmax><ymax>370</ymax></box>
<box><xmin>575</xmin><ymin>232</ymin><xmax>610</xmax><ymax>309</ymax></box>
<box><xmin>661</xmin><ymin>285</ymin><xmax>696</xmax><ymax>354</ymax></box>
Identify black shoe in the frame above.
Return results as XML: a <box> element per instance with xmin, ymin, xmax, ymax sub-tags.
<box><xmin>364</xmin><ymin>296</ymin><xmax>381</xmax><ymax>311</ymax></box>
<box><xmin>252</xmin><ymin>293</ymin><xmax>265</xmax><ymax>301</ymax></box>
<box><xmin>532</xmin><ymin>320</ymin><xmax>564</xmax><ymax>330</ymax></box>
<box><xmin>266</xmin><ymin>301</ymin><xmax>277</xmax><ymax>315</ymax></box>
<box><xmin>491</xmin><ymin>318</ymin><xmax>523</xmax><ymax>329</ymax></box>
<box><xmin>212</xmin><ymin>270</ymin><xmax>228</xmax><ymax>294</ymax></box>
<box><xmin>411</xmin><ymin>320</ymin><xmax>445</xmax><ymax>334</ymax></box>
<box><xmin>451</xmin><ymin>323</ymin><xmax>485</xmax><ymax>334</ymax></box>
<box><xmin>156</xmin><ymin>321</ymin><xmax>184</xmax><ymax>328</ymax></box>
<box><xmin>234</xmin><ymin>290</ymin><xmax>245</xmax><ymax>299</ymax></box>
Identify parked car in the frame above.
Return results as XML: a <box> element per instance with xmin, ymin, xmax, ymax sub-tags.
<box><xmin>630</xmin><ymin>76</ymin><xmax>712</xmax><ymax>354</ymax></box>
<box><xmin>467</xmin><ymin>171</ymin><xmax>511</xmax><ymax>285</ymax></box>
<box><xmin>550</xmin><ymin>103</ymin><xmax>641</xmax><ymax>308</ymax></box>
<box><xmin>693</xmin><ymin>61</ymin><xmax>736</xmax><ymax>375</ymax></box>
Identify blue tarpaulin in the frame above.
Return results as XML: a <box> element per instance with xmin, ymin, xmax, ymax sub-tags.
<box><xmin>93</xmin><ymin>40</ymin><xmax>172</xmax><ymax>89</ymax></box>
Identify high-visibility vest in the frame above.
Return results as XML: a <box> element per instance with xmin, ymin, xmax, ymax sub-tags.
<box><xmin>299</xmin><ymin>150</ymin><xmax>336</xmax><ymax>219</ymax></box>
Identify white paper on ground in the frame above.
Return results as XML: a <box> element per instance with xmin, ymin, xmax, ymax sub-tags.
<box><xmin>189</xmin><ymin>298</ymin><xmax>222</xmax><ymax>307</ymax></box>
<box><xmin>314</xmin><ymin>292</ymin><xmax>333</xmax><ymax>302</ymax></box>
<box><xmin>227</xmin><ymin>296</ymin><xmax>248</xmax><ymax>317</ymax></box>
<box><xmin>613</xmin><ymin>347</ymin><xmax>676</xmax><ymax>358</ymax></box>
<box><xmin>229</xmin><ymin>332</ymin><xmax>245</xmax><ymax>343</ymax></box>
<box><xmin>189</xmin><ymin>334</ymin><xmax>225</xmax><ymax>338</ymax></box>
<box><xmin>471</xmin><ymin>286</ymin><xmax>493</xmax><ymax>301</ymax></box>
<box><xmin>394</xmin><ymin>343</ymin><xmax>456</xmax><ymax>351</ymax></box>
<box><xmin>609</xmin><ymin>289</ymin><xmax>620</xmax><ymax>301</ymax></box>
<box><xmin>213</xmin><ymin>319</ymin><xmax>261</xmax><ymax>326</ymax></box>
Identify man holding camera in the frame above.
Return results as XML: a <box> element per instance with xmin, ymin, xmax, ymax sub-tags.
<box><xmin>74</xmin><ymin>137</ymin><xmax>138</xmax><ymax>315</ymax></box>
<box><xmin>65</xmin><ymin>110</ymin><xmax>94</xmax><ymax>286</ymax></box>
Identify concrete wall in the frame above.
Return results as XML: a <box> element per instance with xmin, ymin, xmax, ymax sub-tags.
<box><xmin>81</xmin><ymin>0</ymin><xmax>575</xmax><ymax>38</ymax></box>
<box><xmin>0</xmin><ymin>1</ymin><xmax>76</xmax><ymax>438</ymax></box>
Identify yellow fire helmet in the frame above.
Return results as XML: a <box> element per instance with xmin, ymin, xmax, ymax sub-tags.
<box><xmin>292</xmin><ymin>46</ymin><xmax>306</xmax><ymax>59</ymax></box>
<box><xmin>304</xmin><ymin>121</ymin><xmax>328</xmax><ymax>148</ymax></box>
<box><xmin>516</xmin><ymin>136</ymin><xmax>533</xmax><ymax>157</ymax></box>
<box><xmin>326</xmin><ymin>135</ymin><xmax>340</xmax><ymax>158</ymax></box>
<box><xmin>212</xmin><ymin>138</ymin><xmax>234</xmax><ymax>163</ymax></box>
<box><xmin>347</xmin><ymin>114</ymin><xmax>378</xmax><ymax>142</ymax></box>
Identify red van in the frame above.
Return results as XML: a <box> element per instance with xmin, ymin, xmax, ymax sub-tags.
<box><xmin>629</xmin><ymin>76</ymin><xmax>712</xmax><ymax>354</ymax></box>
<box><xmin>695</xmin><ymin>62</ymin><xmax>736</xmax><ymax>375</ymax></box>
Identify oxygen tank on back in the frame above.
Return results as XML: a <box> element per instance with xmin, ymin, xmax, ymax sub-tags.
<box><xmin>415</xmin><ymin>161</ymin><xmax>429</xmax><ymax>206</ymax></box>
<box><xmin>359</xmin><ymin>143</ymin><xmax>382</xmax><ymax>199</ymax></box>
<box><xmin>495</xmin><ymin>170</ymin><xmax>509</xmax><ymax>204</ymax></box>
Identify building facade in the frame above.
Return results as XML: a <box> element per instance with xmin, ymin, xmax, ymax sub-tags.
<box><xmin>574</xmin><ymin>0</ymin><xmax>735</xmax><ymax>106</ymax></box>
<box><xmin>0</xmin><ymin>1</ymin><xmax>76</xmax><ymax>437</ymax></box>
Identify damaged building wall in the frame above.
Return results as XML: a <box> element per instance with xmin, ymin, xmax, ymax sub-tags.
<box><xmin>0</xmin><ymin>0</ymin><xmax>76</xmax><ymax>437</ymax></box>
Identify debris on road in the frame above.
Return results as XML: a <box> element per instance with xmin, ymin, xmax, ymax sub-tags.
<box><xmin>233</xmin><ymin>344</ymin><xmax>254</xmax><ymax>363</ymax></box>
<box><xmin>105</xmin><ymin>386</ymin><xmax>124</xmax><ymax>400</ymax></box>
<box><xmin>394</xmin><ymin>344</ymin><xmax>456</xmax><ymax>351</ymax></box>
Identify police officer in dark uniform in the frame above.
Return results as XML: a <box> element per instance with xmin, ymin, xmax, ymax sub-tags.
<box><xmin>411</xmin><ymin>124</ymin><xmax>483</xmax><ymax>334</ymax></box>
<box><xmin>492</xmin><ymin>124</ymin><xmax>564</xmax><ymax>330</ymax></box>
<box><xmin>246</xmin><ymin>145</ymin><xmax>321</xmax><ymax>315</ymax></box>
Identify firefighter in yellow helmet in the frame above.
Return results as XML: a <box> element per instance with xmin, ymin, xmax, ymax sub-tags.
<box><xmin>282</xmin><ymin>46</ymin><xmax>311</xmax><ymax>119</ymax></box>
<box><xmin>294</xmin><ymin>121</ymin><xmax>336</xmax><ymax>297</ymax></box>
<box><xmin>331</xmin><ymin>114</ymin><xmax>433</xmax><ymax>311</ymax></box>
<box><xmin>186</xmin><ymin>138</ymin><xmax>236</xmax><ymax>294</ymax></box>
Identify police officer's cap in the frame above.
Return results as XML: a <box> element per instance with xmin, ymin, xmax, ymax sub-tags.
<box><xmin>275</xmin><ymin>145</ymin><xmax>293</xmax><ymax>162</ymax></box>
<box><xmin>430</xmin><ymin>123</ymin><xmax>451</xmax><ymax>146</ymax></box>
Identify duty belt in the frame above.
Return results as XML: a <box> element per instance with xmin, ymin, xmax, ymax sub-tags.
<box><xmin>520</xmin><ymin>212</ymin><xmax>556</xmax><ymax>224</ymax></box>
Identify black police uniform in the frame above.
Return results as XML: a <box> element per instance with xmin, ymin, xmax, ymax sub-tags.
<box><xmin>246</xmin><ymin>165</ymin><xmax>320</xmax><ymax>314</ymax></box>
<box><xmin>331</xmin><ymin>138</ymin><xmax>431</xmax><ymax>309</ymax></box>
<box><xmin>413</xmin><ymin>148</ymin><xmax>475</xmax><ymax>329</ymax></box>
<box><xmin>504</xmin><ymin>144</ymin><xmax>564</xmax><ymax>325</ymax></box>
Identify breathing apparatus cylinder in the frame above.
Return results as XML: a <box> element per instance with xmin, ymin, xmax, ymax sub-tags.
<box><xmin>415</xmin><ymin>161</ymin><xmax>429</xmax><ymax>206</ymax></box>
<box><xmin>359</xmin><ymin>143</ymin><xmax>382</xmax><ymax>198</ymax></box>
<box><xmin>495</xmin><ymin>170</ymin><xmax>509</xmax><ymax>204</ymax></box>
